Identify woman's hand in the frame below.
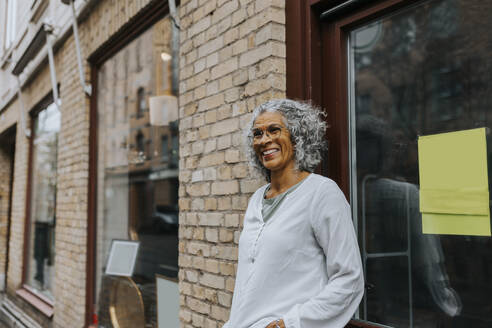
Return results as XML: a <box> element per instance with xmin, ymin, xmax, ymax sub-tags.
<box><xmin>266</xmin><ymin>319</ymin><xmax>285</xmax><ymax>328</ymax></box>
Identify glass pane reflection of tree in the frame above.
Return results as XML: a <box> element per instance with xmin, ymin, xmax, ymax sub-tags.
<box><xmin>96</xmin><ymin>16</ymin><xmax>179</xmax><ymax>327</ymax></box>
<box><xmin>350</xmin><ymin>0</ymin><xmax>492</xmax><ymax>327</ymax></box>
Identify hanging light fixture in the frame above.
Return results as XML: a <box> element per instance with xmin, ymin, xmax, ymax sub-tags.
<box><xmin>149</xmin><ymin>95</ymin><xmax>178</xmax><ymax>126</ymax></box>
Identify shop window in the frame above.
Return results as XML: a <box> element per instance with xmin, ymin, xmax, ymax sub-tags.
<box><xmin>94</xmin><ymin>15</ymin><xmax>179</xmax><ymax>327</ymax></box>
<box><xmin>25</xmin><ymin>101</ymin><xmax>60</xmax><ymax>302</ymax></box>
<box><xmin>346</xmin><ymin>0</ymin><xmax>492</xmax><ymax>326</ymax></box>
<box><xmin>290</xmin><ymin>0</ymin><xmax>492</xmax><ymax>326</ymax></box>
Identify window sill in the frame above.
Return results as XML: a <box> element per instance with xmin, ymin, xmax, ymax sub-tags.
<box><xmin>16</xmin><ymin>287</ymin><xmax>54</xmax><ymax>318</ymax></box>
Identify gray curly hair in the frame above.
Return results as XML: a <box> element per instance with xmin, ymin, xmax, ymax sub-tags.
<box><xmin>245</xmin><ymin>99</ymin><xmax>328</xmax><ymax>181</ymax></box>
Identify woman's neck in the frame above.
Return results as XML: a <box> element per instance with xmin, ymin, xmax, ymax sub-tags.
<box><xmin>268</xmin><ymin>165</ymin><xmax>310</xmax><ymax>198</ymax></box>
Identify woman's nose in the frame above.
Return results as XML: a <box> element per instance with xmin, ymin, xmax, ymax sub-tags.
<box><xmin>258</xmin><ymin>132</ymin><xmax>273</xmax><ymax>144</ymax></box>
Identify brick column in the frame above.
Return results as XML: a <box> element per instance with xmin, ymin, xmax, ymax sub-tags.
<box><xmin>0</xmin><ymin>141</ymin><xmax>13</xmax><ymax>291</ymax></box>
<box><xmin>178</xmin><ymin>0</ymin><xmax>287</xmax><ymax>326</ymax></box>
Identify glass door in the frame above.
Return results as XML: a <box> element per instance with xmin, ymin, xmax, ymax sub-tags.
<box><xmin>343</xmin><ymin>0</ymin><xmax>492</xmax><ymax>327</ymax></box>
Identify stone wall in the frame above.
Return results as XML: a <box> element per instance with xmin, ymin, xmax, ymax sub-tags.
<box><xmin>177</xmin><ymin>0</ymin><xmax>286</xmax><ymax>326</ymax></box>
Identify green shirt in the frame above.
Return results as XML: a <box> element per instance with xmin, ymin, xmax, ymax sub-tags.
<box><xmin>261</xmin><ymin>177</ymin><xmax>307</xmax><ymax>222</ymax></box>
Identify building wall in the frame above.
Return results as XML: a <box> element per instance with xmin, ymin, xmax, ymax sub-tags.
<box><xmin>0</xmin><ymin>133</ymin><xmax>14</xmax><ymax>292</ymax></box>
<box><xmin>0</xmin><ymin>0</ymin><xmax>289</xmax><ymax>327</ymax></box>
<box><xmin>1</xmin><ymin>1</ymin><xmax>159</xmax><ymax>327</ymax></box>
<box><xmin>177</xmin><ymin>0</ymin><xmax>286</xmax><ymax>326</ymax></box>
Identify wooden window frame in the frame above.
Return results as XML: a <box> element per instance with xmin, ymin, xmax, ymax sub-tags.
<box><xmin>286</xmin><ymin>0</ymin><xmax>421</xmax><ymax>327</ymax></box>
<box><xmin>20</xmin><ymin>92</ymin><xmax>56</xmax><ymax>318</ymax></box>
<box><xmin>86</xmin><ymin>1</ymin><xmax>173</xmax><ymax>326</ymax></box>
<box><xmin>287</xmin><ymin>0</ymin><xmax>418</xmax><ymax>195</ymax></box>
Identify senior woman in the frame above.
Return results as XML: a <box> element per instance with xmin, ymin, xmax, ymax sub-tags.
<box><xmin>223</xmin><ymin>99</ymin><xmax>364</xmax><ymax>328</ymax></box>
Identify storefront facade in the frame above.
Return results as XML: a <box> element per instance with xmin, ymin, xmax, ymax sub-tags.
<box><xmin>0</xmin><ymin>0</ymin><xmax>286</xmax><ymax>327</ymax></box>
<box><xmin>288</xmin><ymin>0</ymin><xmax>492</xmax><ymax>327</ymax></box>
<box><xmin>0</xmin><ymin>0</ymin><xmax>491</xmax><ymax>327</ymax></box>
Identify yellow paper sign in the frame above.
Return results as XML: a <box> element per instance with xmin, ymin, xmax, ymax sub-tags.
<box><xmin>418</xmin><ymin>128</ymin><xmax>491</xmax><ymax>236</ymax></box>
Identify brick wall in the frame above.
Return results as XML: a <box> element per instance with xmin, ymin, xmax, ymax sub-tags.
<box><xmin>2</xmin><ymin>1</ymin><xmax>156</xmax><ymax>327</ymax></box>
<box><xmin>49</xmin><ymin>1</ymin><xmax>159</xmax><ymax>326</ymax></box>
<box><xmin>0</xmin><ymin>138</ymin><xmax>13</xmax><ymax>292</ymax></box>
<box><xmin>177</xmin><ymin>0</ymin><xmax>286</xmax><ymax>326</ymax></box>
<box><xmin>5</xmin><ymin>45</ymin><xmax>62</xmax><ymax>328</ymax></box>
<box><xmin>0</xmin><ymin>0</ymin><xmax>288</xmax><ymax>326</ymax></box>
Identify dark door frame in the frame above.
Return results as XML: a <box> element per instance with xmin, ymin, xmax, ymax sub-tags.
<box><xmin>286</xmin><ymin>0</ymin><xmax>417</xmax><ymax>199</ymax></box>
<box><xmin>286</xmin><ymin>1</ymin><xmax>420</xmax><ymax>327</ymax></box>
<box><xmin>86</xmin><ymin>0</ymin><xmax>171</xmax><ymax>326</ymax></box>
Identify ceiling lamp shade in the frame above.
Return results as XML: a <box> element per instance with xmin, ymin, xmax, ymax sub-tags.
<box><xmin>149</xmin><ymin>95</ymin><xmax>179</xmax><ymax>126</ymax></box>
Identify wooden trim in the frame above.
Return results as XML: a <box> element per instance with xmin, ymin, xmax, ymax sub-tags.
<box><xmin>16</xmin><ymin>288</ymin><xmax>54</xmax><ymax>318</ymax></box>
<box><xmin>85</xmin><ymin>1</ymin><xmax>171</xmax><ymax>326</ymax></box>
<box><xmin>334</xmin><ymin>0</ymin><xmax>415</xmax><ymax>29</ymax></box>
<box><xmin>330</xmin><ymin>14</ymin><xmax>350</xmax><ymax>197</ymax></box>
<box><xmin>28</xmin><ymin>91</ymin><xmax>55</xmax><ymax>118</ymax></box>
<box><xmin>286</xmin><ymin>0</ymin><xmax>307</xmax><ymax>99</ymax></box>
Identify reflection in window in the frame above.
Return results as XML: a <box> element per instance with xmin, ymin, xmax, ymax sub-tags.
<box><xmin>26</xmin><ymin>102</ymin><xmax>60</xmax><ymax>301</ymax></box>
<box><xmin>95</xmin><ymin>15</ymin><xmax>179</xmax><ymax>327</ymax></box>
<box><xmin>161</xmin><ymin>135</ymin><xmax>169</xmax><ymax>161</ymax></box>
<box><xmin>170</xmin><ymin>122</ymin><xmax>179</xmax><ymax>168</ymax></box>
<box><xmin>136</xmin><ymin>131</ymin><xmax>144</xmax><ymax>153</ymax></box>
<box><xmin>349</xmin><ymin>0</ymin><xmax>492</xmax><ymax>326</ymax></box>
<box><xmin>137</xmin><ymin>87</ymin><xmax>146</xmax><ymax>118</ymax></box>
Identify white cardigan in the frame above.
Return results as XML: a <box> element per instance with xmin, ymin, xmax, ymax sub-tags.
<box><xmin>224</xmin><ymin>174</ymin><xmax>364</xmax><ymax>328</ymax></box>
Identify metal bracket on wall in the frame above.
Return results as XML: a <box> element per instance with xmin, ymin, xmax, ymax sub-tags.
<box><xmin>44</xmin><ymin>23</ymin><xmax>62</xmax><ymax>111</ymax></box>
<box><xmin>61</xmin><ymin>0</ymin><xmax>92</xmax><ymax>96</ymax></box>
<box><xmin>168</xmin><ymin>0</ymin><xmax>181</xmax><ymax>29</ymax></box>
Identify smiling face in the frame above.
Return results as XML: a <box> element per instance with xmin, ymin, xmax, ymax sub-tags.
<box><xmin>252</xmin><ymin>111</ymin><xmax>295</xmax><ymax>174</ymax></box>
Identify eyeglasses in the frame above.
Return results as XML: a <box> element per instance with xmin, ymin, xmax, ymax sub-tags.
<box><xmin>251</xmin><ymin>125</ymin><xmax>285</xmax><ymax>142</ymax></box>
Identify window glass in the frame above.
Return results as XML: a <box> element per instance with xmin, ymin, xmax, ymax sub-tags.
<box><xmin>349</xmin><ymin>0</ymin><xmax>492</xmax><ymax>326</ymax></box>
<box><xmin>95</xmin><ymin>16</ymin><xmax>179</xmax><ymax>327</ymax></box>
<box><xmin>26</xmin><ymin>102</ymin><xmax>60</xmax><ymax>300</ymax></box>
<box><xmin>161</xmin><ymin>135</ymin><xmax>169</xmax><ymax>161</ymax></box>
